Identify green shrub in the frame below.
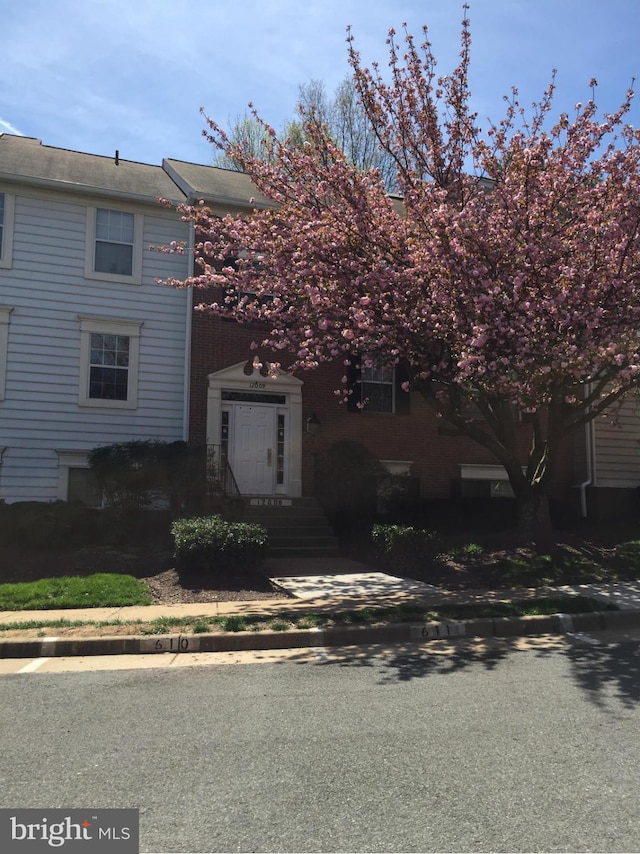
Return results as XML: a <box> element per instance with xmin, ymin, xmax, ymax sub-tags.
<box><xmin>88</xmin><ymin>440</ymin><xmax>206</xmax><ymax>511</ymax></box>
<box><xmin>171</xmin><ymin>515</ymin><xmax>267</xmax><ymax>574</ymax></box>
<box><xmin>371</xmin><ymin>524</ymin><xmax>439</xmax><ymax>574</ymax></box>
<box><xmin>0</xmin><ymin>501</ymin><xmax>99</xmax><ymax>550</ymax></box>
<box><xmin>616</xmin><ymin>540</ymin><xmax>640</xmax><ymax>566</ymax></box>
<box><xmin>0</xmin><ymin>501</ymin><xmax>175</xmax><ymax>552</ymax></box>
<box><xmin>314</xmin><ymin>440</ymin><xmax>387</xmax><ymax>536</ymax></box>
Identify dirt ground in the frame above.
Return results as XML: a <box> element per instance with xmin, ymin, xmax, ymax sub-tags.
<box><xmin>1</xmin><ymin>527</ymin><xmax>639</xmax><ymax>606</ymax></box>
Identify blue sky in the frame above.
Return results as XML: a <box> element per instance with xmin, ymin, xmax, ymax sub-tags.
<box><xmin>1</xmin><ymin>0</ymin><xmax>639</xmax><ymax>167</ymax></box>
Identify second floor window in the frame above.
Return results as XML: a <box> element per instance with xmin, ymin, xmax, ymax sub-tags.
<box><xmin>361</xmin><ymin>361</ymin><xmax>395</xmax><ymax>413</ymax></box>
<box><xmin>346</xmin><ymin>355</ymin><xmax>410</xmax><ymax>415</ymax></box>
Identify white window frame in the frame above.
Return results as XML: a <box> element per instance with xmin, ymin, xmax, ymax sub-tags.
<box><xmin>0</xmin><ymin>192</ymin><xmax>15</xmax><ymax>269</ymax></box>
<box><xmin>459</xmin><ymin>463</ymin><xmax>518</xmax><ymax>499</ymax></box>
<box><xmin>57</xmin><ymin>450</ymin><xmax>88</xmax><ymax>501</ymax></box>
<box><xmin>0</xmin><ymin>306</ymin><xmax>12</xmax><ymax>400</ymax></box>
<box><xmin>78</xmin><ymin>315</ymin><xmax>143</xmax><ymax>409</ymax></box>
<box><xmin>84</xmin><ymin>206</ymin><xmax>143</xmax><ymax>284</ymax></box>
<box><xmin>360</xmin><ymin>358</ymin><xmax>395</xmax><ymax>413</ymax></box>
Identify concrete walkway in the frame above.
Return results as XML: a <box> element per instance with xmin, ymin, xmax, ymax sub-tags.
<box><xmin>2</xmin><ymin>557</ymin><xmax>640</xmax><ymax>658</ymax></box>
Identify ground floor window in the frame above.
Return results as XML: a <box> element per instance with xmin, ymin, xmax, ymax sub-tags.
<box><xmin>57</xmin><ymin>450</ymin><xmax>102</xmax><ymax>505</ymax></box>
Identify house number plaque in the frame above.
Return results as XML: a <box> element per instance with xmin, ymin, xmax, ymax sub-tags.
<box><xmin>140</xmin><ymin>635</ymin><xmax>200</xmax><ymax>653</ymax></box>
<box><xmin>410</xmin><ymin>622</ymin><xmax>466</xmax><ymax>640</ymax></box>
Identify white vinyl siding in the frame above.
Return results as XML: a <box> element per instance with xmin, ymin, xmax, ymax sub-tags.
<box><xmin>0</xmin><ymin>189</ymin><xmax>190</xmax><ymax>502</ymax></box>
<box><xmin>593</xmin><ymin>394</ymin><xmax>640</xmax><ymax>488</ymax></box>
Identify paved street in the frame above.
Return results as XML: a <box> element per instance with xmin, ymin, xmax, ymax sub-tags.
<box><xmin>1</xmin><ymin>632</ymin><xmax>640</xmax><ymax>853</ymax></box>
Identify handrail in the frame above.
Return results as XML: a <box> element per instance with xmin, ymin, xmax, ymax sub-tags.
<box><xmin>206</xmin><ymin>444</ymin><xmax>241</xmax><ymax>499</ymax></box>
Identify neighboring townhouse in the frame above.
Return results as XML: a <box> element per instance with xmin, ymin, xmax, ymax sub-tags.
<box><xmin>163</xmin><ymin>159</ymin><xmax>577</xmax><ymax>513</ymax></box>
<box><xmin>0</xmin><ymin>134</ymin><xmax>191</xmax><ymax>503</ymax></box>
<box><xmin>573</xmin><ymin>395</ymin><xmax>640</xmax><ymax>521</ymax></box>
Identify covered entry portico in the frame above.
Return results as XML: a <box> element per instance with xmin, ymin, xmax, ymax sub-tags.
<box><xmin>206</xmin><ymin>361</ymin><xmax>304</xmax><ymax>497</ymax></box>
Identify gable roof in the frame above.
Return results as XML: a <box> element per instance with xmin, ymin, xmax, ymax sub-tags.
<box><xmin>0</xmin><ymin>134</ymin><xmax>187</xmax><ymax>204</ymax></box>
<box><xmin>163</xmin><ymin>158</ymin><xmax>272</xmax><ymax>210</ymax></box>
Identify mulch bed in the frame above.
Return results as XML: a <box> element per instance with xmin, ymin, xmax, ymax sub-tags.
<box><xmin>1</xmin><ymin>528</ymin><xmax>638</xmax><ymax>605</ymax></box>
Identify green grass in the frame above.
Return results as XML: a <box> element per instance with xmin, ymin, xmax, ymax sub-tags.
<box><xmin>0</xmin><ymin>573</ymin><xmax>152</xmax><ymax>611</ymax></box>
<box><xmin>219</xmin><ymin>615</ymin><xmax>249</xmax><ymax>632</ymax></box>
<box><xmin>0</xmin><ymin>596</ymin><xmax>616</xmax><ymax>637</ymax></box>
<box><xmin>495</xmin><ymin>553</ymin><xmax>608</xmax><ymax>586</ymax></box>
<box><xmin>192</xmin><ymin>620</ymin><xmax>212</xmax><ymax>634</ymax></box>
<box><xmin>447</xmin><ymin>542</ymin><xmax>484</xmax><ymax>559</ymax></box>
<box><xmin>423</xmin><ymin>595</ymin><xmax>616</xmax><ymax>621</ymax></box>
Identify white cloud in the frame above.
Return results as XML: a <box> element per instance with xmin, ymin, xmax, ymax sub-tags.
<box><xmin>0</xmin><ymin>118</ymin><xmax>24</xmax><ymax>136</ymax></box>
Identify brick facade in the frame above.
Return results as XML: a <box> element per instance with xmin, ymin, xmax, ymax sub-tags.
<box><xmin>189</xmin><ymin>286</ymin><xmax>575</xmax><ymax>502</ymax></box>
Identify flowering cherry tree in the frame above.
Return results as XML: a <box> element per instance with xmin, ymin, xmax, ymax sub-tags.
<box><xmin>168</xmin><ymin>10</ymin><xmax>640</xmax><ymax>531</ymax></box>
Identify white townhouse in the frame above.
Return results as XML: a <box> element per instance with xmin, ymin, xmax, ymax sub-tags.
<box><xmin>0</xmin><ymin>134</ymin><xmax>191</xmax><ymax>503</ymax></box>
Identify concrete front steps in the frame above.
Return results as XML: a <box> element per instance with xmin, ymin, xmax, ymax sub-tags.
<box><xmin>242</xmin><ymin>497</ymin><xmax>341</xmax><ymax>558</ymax></box>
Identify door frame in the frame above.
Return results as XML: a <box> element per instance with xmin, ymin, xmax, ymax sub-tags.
<box><xmin>206</xmin><ymin>361</ymin><xmax>303</xmax><ymax>497</ymax></box>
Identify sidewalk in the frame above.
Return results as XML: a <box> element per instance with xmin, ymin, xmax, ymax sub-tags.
<box><xmin>2</xmin><ymin>558</ymin><xmax>640</xmax><ymax>659</ymax></box>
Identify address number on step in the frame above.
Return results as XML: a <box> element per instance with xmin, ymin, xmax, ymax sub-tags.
<box><xmin>410</xmin><ymin>622</ymin><xmax>466</xmax><ymax>640</ymax></box>
<box><xmin>140</xmin><ymin>635</ymin><xmax>200</xmax><ymax>653</ymax></box>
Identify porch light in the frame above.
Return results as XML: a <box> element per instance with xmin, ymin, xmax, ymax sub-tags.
<box><xmin>306</xmin><ymin>413</ymin><xmax>321</xmax><ymax>436</ymax></box>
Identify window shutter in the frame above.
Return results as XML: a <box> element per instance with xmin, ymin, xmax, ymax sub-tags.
<box><xmin>395</xmin><ymin>364</ymin><xmax>411</xmax><ymax>415</ymax></box>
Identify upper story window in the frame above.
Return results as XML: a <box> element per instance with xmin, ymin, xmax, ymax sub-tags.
<box><xmin>346</xmin><ymin>355</ymin><xmax>410</xmax><ymax>415</ymax></box>
<box><xmin>361</xmin><ymin>361</ymin><xmax>395</xmax><ymax>413</ymax></box>
<box><xmin>85</xmin><ymin>207</ymin><xmax>143</xmax><ymax>284</ymax></box>
<box><xmin>78</xmin><ymin>316</ymin><xmax>143</xmax><ymax>409</ymax></box>
<box><xmin>95</xmin><ymin>209</ymin><xmax>134</xmax><ymax>275</ymax></box>
<box><xmin>0</xmin><ymin>192</ymin><xmax>15</xmax><ymax>269</ymax></box>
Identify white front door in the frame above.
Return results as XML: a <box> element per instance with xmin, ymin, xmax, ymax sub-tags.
<box><xmin>207</xmin><ymin>362</ymin><xmax>303</xmax><ymax>497</ymax></box>
<box><xmin>231</xmin><ymin>404</ymin><xmax>275</xmax><ymax>495</ymax></box>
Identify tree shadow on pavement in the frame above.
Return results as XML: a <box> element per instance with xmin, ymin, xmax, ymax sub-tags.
<box><xmin>534</xmin><ymin>639</ymin><xmax>640</xmax><ymax>710</ymax></box>
<box><xmin>312</xmin><ymin>639</ymin><xmax>510</xmax><ymax>685</ymax></box>
<box><xmin>306</xmin><ymin>636</ymin><xmax>640</xmax><ymax>709</ymax></box>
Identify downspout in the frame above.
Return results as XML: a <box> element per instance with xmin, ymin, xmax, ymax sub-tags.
<box><xmin>577</xmin><ymin>405</ymin><xmax>596</xmax><ymax>518</ymax></box>
<box><xmin>182</xmin><ymin>221</ymin><xmax>194</xmax><ymax>441</ymax></box>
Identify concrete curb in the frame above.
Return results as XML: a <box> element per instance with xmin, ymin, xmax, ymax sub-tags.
<box><xmin>2</xmin><ymin>608</ymin><xmax>640</xmax><ymax>659</ymax></box>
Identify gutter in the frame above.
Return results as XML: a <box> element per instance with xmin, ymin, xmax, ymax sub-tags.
<box><xmin>0</xmin><ymin>172</ymin><xmax>186</xmax><ymax>206</ymax></box>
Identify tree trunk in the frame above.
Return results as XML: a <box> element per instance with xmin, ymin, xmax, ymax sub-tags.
<box><xmin>515</xmin><ymin>488</ymin><xmax>552</xmax><ymax>534</ymax></box>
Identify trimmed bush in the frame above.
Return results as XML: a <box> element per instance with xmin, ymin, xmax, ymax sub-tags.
<box><xmin>314</xmin><ymin>440</ymin><xmax>387</xmax><ymax>536</ymax></box>
<box><xmin>616</xmin><ymin>540</ymin><xmax>640</xmax><ymax>567</ymax></box>
<box><xmin>88</xmin><ymin>440</ymin><xmax>206</xmax><ymax>511</ymax></box>
<box><xmin>0</xmin><ymin>501</ymin><xmax>99</xmax><ymax>550</ymax></box>
<box><xmin>371</xmin><ymin>524</ymin><xmax>439</xmax><ymax>574</ymax></box>
<box><xmin>171</xmin><ymin>516</ymin><xmax>267</xmax><ymax>573</ymax></box>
